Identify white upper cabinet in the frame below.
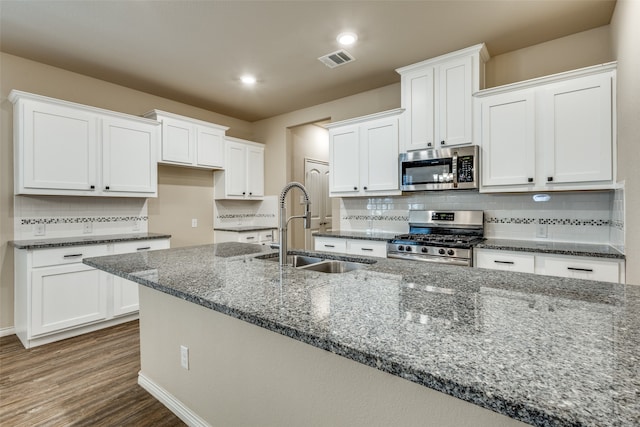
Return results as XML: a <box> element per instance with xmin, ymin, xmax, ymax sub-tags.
<box><xmin>10</xmin><ymin>90</ymin><xmax>159</xmax><ymax>197</ymax></box>
<box><xmin>327</xmin><ymin>109</ymin><xmax>403</xmax><ymax>197</ymax></box>
<box><xmin>397</xmin><ymin>44</ymin><xmax>489</xmax><ymax>152</ymax></box>
<box><xmin>144</xmin><ymin>110</ymin><xmax>228</xmax><ymax>169</ymax></box>
<box><xmin>214</xmin><ymin>137</ymin><xmax>264</xmax><ymax>200</ymax></box>
<box><xmin>476</xmin><ymin>63</ymin><xmax>616</xmax><ymax>193</ymax></box>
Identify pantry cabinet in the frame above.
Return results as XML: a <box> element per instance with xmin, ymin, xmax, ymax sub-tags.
<box><xmin>214</xmin><ymin>137</ymin><xmax>265</xmax><ymax>200</ymax></box>
<box><xmin>476</xmin><ymin>63</ymin><xmax>616</xmax><ymax>193</ymax></box>
<box><xmin>10</xmin><ymin>90</ymin><xmax>160</xmax><ymax>197</ymax></box>
<box><xmin>14</xmin><ymin>237</ymin><xmax>170</xmax><ymax>348</ymax></box>
<box><xmin>474</xmin><ymin>248</ymin><xmax>625</xmax><ymax>284</ymax></box>
<box><xmin>327</xmin><ymin>109</ymin><xmax>403</xmax><ymax>197</ymax></box>
<box><xmin>144</xmin><ymin>110</ymin><xmax>228</xmax><ymax>169</ymax></box>
<box><xmin>396</xmin><ymin>44</ymin><xmax>489</xmax><ymax>151</ymax></box>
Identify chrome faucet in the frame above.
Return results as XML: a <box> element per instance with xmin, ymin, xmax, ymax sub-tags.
<box><xmin>278</xmin><ymin>182</ymin><xmax>311</xmax><ymax>266</ymax></box>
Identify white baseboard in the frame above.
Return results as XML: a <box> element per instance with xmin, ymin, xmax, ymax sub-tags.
<box><xmin>138</xmin><ymin>372</ymin><xmax>211</xmax><ymax>427</ymax></box>
<box><xmin>0</xmin><ymin>326</ymin><xmax>16</xmax><ymax>337</ymax></box>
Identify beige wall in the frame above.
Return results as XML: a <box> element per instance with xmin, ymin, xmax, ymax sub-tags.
<box><xmin>611</xmin><ymin>0</ymin><xmax>640</xmax><ymax>284</ymax></box>
<box><xmin>0</xmin><ymin>53</ymin><xmax>253</xmax><ymax>330</ymax></box>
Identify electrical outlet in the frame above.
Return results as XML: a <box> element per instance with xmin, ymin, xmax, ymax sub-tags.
<box><xmin>191</xmin><ymin>218</ymin><xmax>198</xmax><ymax>228</ymax></box>
<box><xmin>83</xmin><ymin>222</ymin><xmax>93</xmax><ymax>234</ymax></box>
<box><xmin>180</xmin><ymin>345</ymin><xmax>190</xmax><ymax>370</ymax></box>
<box><xmin>34</xmin><ymin>224</ymin><xmax>45</xmax><ymax>236</ymax></box>
<box><xmin>536</xmin><ymin>224</ymin><xmax>548</xmax><ymax>238</ymax></box>
<box><xmin>132</xmin><ymin>221</ymin><xmax>140</xmax><ymax>231</ymax></box>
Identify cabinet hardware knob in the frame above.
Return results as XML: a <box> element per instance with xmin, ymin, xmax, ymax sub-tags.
<box><xmin>90</xmin><ymin>185</ymin><xmax>95</xmax><ymax>190</ymax></box>
<box><xmin>242</xmin><ymin>192</ymin><xmax>246</xmax><ymax>195</ymax></box>
<box><xmin>105</xmin><ymin>186</ymin><xmax>110</xmax><ymax>190</ymax></box>
<box><xmin>353</xmin><ymin>187</ymin><xmax>358</xmax><ymax>191</ymax></box>
<box><xmin>427</xmin><ymin>142</ymin><xmax>432</xmax><ymax>147</ymax></box>
<box><xmin>441</xmin><ymin>140</ymin><xmax>445</xmax><ymax>145</ymax></box>
<box><xmin>547</xmin><ymin>177</ymin><xmax>553</xmax><ymax>182</ymax></box>
<box><xmin>249</xmin><ymin>192</ymin><xmax>252</xmax><ymax>195</ymax></box>
<box><xmin>363</xmin><ymin>186</ymin><xmax>368</xmax><ymax>190</ymax></box>
<box><xmin>527</xmin><ymin>178</ymin><xmax>533</xmax><ymax>183</ymax></box>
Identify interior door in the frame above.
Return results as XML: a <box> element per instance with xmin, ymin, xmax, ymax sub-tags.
<box><xmin>304</xmin><ymin>159</ymin><xmax>331</xmax><ymax>250</ymax></box>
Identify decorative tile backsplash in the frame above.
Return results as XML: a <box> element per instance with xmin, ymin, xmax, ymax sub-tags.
<box><xmin>339</xmin><ymin>190</ymin><xmax>623</xmax><ymax>249</ymax></box>
<box><xmin>14</xmin><ymin>196</ymin><xmax>148</xmax><ymax>239</ymax></box>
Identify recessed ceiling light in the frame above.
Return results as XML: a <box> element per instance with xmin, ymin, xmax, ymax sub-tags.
<box><xmin>240</xmin><ymin>75</ymin><xmax>257</xmax><ymax>85</ymax></box>
<box><xmin>337</xmin><ymin>32</ymin><xmax>357</xmax><ymax>46</ymax></box>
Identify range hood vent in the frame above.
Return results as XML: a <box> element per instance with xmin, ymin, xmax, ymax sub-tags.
<box><xmin>318</xmin><ymin>49</ymin><xmax>355</xmax><ymax>68</ymax></box>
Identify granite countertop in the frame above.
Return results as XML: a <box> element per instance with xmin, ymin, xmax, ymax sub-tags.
<box><xmin>84</xmin><ymin>242</ymin><xmax>640</xmax><ymax>427</ymax></box>
<box><xmin>215</xmin><ymin>226</ymin><xmax>276</xmax><ymax>232</ymax></box>
<box><xmin>10</xmin><ymin>232</ymin><xmax>172</xmax><ymax>250</ymax></box>
<box><xmin>313</xmin><ymin>230</ymin><xmax>398</xmax><ymax>241</ymax></box>
<box><xmin>477</xmin><ymin>238</ymin><xmax>625</xmax><ymax>259</ymax></box>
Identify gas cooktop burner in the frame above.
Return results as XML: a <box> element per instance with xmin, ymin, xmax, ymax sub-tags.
<box><xmin>392</xmin><ymin>234</ymin><xmax>484</xmax><ymax>246</ymax></box>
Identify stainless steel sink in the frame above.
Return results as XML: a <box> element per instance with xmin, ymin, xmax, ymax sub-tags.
<box><xmin>256</xmin><ymin>253</ymin><xmax>368</xmax><ymax>273</ymax></box>
<box><xmin>298</xmin><ymin>260</ymin><xmax>364</xmax><ymax>274</ymax></box>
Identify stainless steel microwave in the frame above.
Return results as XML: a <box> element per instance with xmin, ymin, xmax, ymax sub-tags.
<box><xmin>399</xmin><ymin>145</ymin><xmax>479</xmax><ymax>191</ymax></box>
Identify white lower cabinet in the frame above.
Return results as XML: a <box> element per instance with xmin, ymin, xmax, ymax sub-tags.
<box><xmin>14</xmin><ymin>238</ymin><xmax>170</xmax><ymax>348</ymax></box>
<box><xmin>214</xmin><ymin>229</ymin><xmax>277</xmax><ymax>245</ymax></box>
<box><xmin>474</xmin><ymin>248</ymin><xmax>625</xmax><ymax>283</ymax></box>
<box><xmin>314</xmin><ymin>236</ymin><xmax>387</xmax><ymax>258</ymax></box>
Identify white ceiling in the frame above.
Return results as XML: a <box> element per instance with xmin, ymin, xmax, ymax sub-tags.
<box><xmin>0</xmin><ymin>0</ymin><xmax>616</xmax><ymax>122</ymax></box>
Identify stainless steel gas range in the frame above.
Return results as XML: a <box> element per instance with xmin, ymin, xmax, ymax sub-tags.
<box><xmin>386</xmin><ymin>210</ymin><xmax>484</xmax><ymax>266</ymax></box>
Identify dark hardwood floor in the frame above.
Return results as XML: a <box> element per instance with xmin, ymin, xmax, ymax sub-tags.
<box><xmin>0</xmin><ymin>321</ymin><xmax>185</xmax><ymax>426</ymax></box>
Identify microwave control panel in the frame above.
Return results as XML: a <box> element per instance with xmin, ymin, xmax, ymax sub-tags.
<box><xmin>457</xmin><ymin>156</ymin><xmax>475</xmax><ymax>183</ymax></box>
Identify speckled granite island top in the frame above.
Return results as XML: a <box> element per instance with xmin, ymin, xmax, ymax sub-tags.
<box><xmin>11</xmin><ymin>232</ymin><xmax>171</xmax><ymax>250</ymax></box>
<box><xmin>477</xmin><ymin>238</ymin><xmax>625</xmax><ymax>259</ymax></box>
<box><xmin>84</xmin><ymin>242</ymin><xmax>640</xmax><ymax>427</ymax></box>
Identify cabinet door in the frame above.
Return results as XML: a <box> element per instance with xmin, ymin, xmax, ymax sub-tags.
<box><xmin>540</xmin><ymin>73</ymin><xmax>613</xmax><ymax>185</ymax></box>
<box><xmin>196</xmin><ymin>125</ymin><xmax>225</xmax><ymax>168</ymax></box>
<box><xmin>438</xmin><ymin>56</ymin><xmax>472</xmax><ymax>146</ymax></box>
<box><xmin>19</xmin><ymin>100</ymin><xmax>97</xmax><ymax>192</ymax></box>
<box><xmin>247</xmin><ymin>145</ymin><xmax>264</xmax><ymax>198</ymax></box>
<box><xmin>480</xmin><ymin>90</ymin><xmax>536</xmax><ymax>188</ymax></box>
<box><xmin>329</xmin><ymin>125</ymin><xmax>360</xmax><ymax>194</ymax></box>
<box><xmin>401</xmin><ymin>67</ymin><xmax>435</xmax><ymax>150</ymax></box>
<box><xmin>225</xmin><ymin>141</ymin><xmax>248</xmax><ymax>197</ymax></box>
<box><xmin>160</xmin><ymin>117</ymin><xmax>193</xmax><ymax>164</ymax></box>
<box><xmin>102</xmin><ymin>118</ymin><xmax>158</xmax><ymax>196</ymax></box>
<box><xmin>360</xmin><ymin>117</ymin><xmax>400</xmax><ymax>193</ymax></box>
<box><xmin>537</xmin><ymin>255</ymin><xmax>622</xmax><ymax>283</ymax></box>
<box><xmin>31</xmin><ymin>264</ymin><xmax>107</xmax><ymax>336</ymax></box>
<box><xmin>112</xmin><ymin>276</ymin><xmax>139</xmax><ymax>316</ymax></box>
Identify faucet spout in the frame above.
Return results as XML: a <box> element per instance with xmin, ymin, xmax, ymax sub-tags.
<box><xmin>278</xmin><ymin>182</ymin><xmax>312</xmax><ymax>266</ymax></box>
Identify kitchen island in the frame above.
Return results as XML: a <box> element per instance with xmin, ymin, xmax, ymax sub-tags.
<box><xmin>84</xmin><ymin>242</ymin><xmax>640</xmax><ymax>427</ymax></box>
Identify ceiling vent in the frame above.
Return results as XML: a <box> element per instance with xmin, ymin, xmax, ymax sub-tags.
<box><xmin>318</xmin><ymin>49</ymin><xmax>355</xmax><ymax>68</ymax></box>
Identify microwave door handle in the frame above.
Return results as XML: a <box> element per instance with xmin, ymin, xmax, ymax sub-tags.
<box><xmin>452</xmin><ymin>153</ymin><xmax>458</xmax><ymax>188</ymax></box>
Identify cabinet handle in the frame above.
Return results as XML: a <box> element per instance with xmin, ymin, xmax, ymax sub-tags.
<box><xmin>353</xmin><ymin>187</ymin><xmax>358</xmax><ymax>191</ymax></box>
<box><xmin>427</xmin><ymin>142</ymin><xmax>432</xmax><ymax>147</ymax></box>
<box><xmin>324</xmin><ymin>244</ymin><xmax>335</xmax><ymax>248</ymax></box>
<box><xmin>105</xmin><ymin>186</ymin><xmax>110</xmax><ymax>190</ymax></box>
<box><xmin>494</xmin><ymin>260</ymin><xmax>514</xmax><ymax>265</ymax></box>
<box><xmin>363</xmin><ymin>186</ymin><xmax>368</xmax><ymax>190</ymax></box>
<box><xmin>63</xmin><ymin>253</ymin><xmax>83</xmax><ymax>258</ymax></box>
<box><xmin>361</xmin><ymin>248</ymin><xmax>374</xmax><ymax>252</ymax></box>
<box><xmin>242</xmin><ymin>192</ymin><xmax>246</xmax><ymax>195</ymax></box>
<box><xmin>527</xmin><ymin>178</ymin><xmax>533</xmax><ymax>183</ymax></box>
<box><xmin>547</xmin><ymin>177</ymin><xmax>553</xmax><ymax>182</ymax></box>
<box><xmin>440</xmin><ymin>140</ymin><xmax>445</xmax><ymax>145</ymax></box>
<box><xmin>245</xmin><ymin>236</ymin><xmax>255</xmax><ymax>240</ymax></box>
<box><xmin>136</xmin><ymin>246</ymin><xmax>151</xmax><ymax>251</ymax></box>
<box><xmin>265</xmin><ymin>234</ymin><xmax>272</xmax><ymax>239</ymax></box>
<box><xmin>567</xmin><ymin>267</ymin><xmax>594</xmax><ymax>272</ymax></box>
<box><xmin>90</xmin><ymin>185</ymin><xmax>95</xmax><ymax>190</ymax></box>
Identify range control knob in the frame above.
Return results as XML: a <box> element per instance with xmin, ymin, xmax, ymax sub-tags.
<box><xmin>438</xmin><ymin>248</ymin><xmax>446</xmax><ymax>255</ymax></box>
<box><xmin>406</xmin><ymin>246</ymin><xmax>412</xmax><ymax>252</ymax></box>
<box><xmin>421</xmin><ymin>247</ymin><xmax>429</xmax><ymax>253</ymax></box>
<box><xmin>447</xmin><ymin>249</ymin><xmax>455</xmax><ymax>256</ymax></box>
<box><xmin>398</xmin><ymin>245</ymin><xmax>404</xmax><ymax>251</ymax></box>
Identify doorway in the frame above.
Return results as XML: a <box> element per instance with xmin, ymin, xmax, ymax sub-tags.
<box><xmin>304</xmin><ymin>159</ymin><xmax>332</xmax><ymax>250</ymax></box>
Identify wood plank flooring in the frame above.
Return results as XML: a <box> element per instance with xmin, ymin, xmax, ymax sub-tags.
<box><xmin>0</xmin><ymin>321</ymin><xmax>185</xmax><ymax>426</ymax></box>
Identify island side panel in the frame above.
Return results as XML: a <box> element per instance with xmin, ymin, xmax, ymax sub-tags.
<box><xmin>137</xmin><ymin>286</ymin><xmax>528</xmax><ymax>427</ymax></box>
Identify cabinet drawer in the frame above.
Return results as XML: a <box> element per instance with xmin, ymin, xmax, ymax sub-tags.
<box><xmin>113</xmin><ymin>239</ymin><xmax>170</xmax><ymax>254</ymax></box>
<box><xmin>475</xmin><ymin>250</ymin><xmax>535</xmax><ymax>273</ymax></box>
<box><xmin>537</xmin><ymin>256</ymin><xmax>622</xmax><ymax>283</ymax></box>
<box><xmin>259</xmin><ymin>229</ymin><xmax>276</xmax><ymax>243</ymax></box>
<box><xmin>236</xmin><ymin>232</ymin><xmax>259</xmax><ymax>244</ymax></box>
<box><xmin>32</xmin><ymin>244</ymin><xmax>110</xmax><ymax>268</ymax></box>
<box><xmin>314</xmin><ymin>237</ymin><xmax>347</xmax><ymax>253</ymax></box>
<box><xmin>346</xmin><ymin>240</ymin><xmax>387</xmax><ymax>258</ymax></box>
